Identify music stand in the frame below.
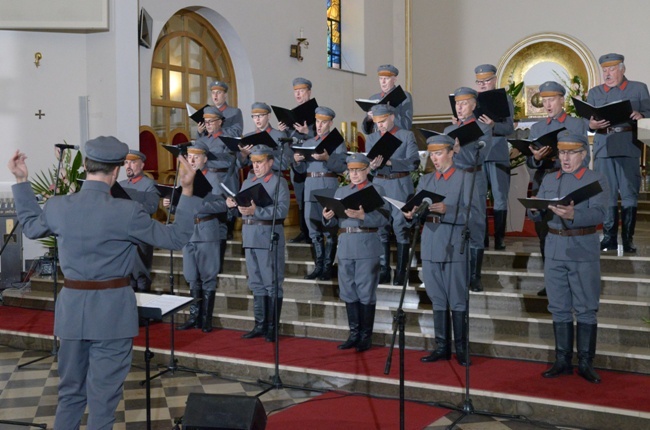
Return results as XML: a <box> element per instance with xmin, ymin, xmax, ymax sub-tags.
<box><xmin>136</xmin><ymin>292</ymin><xmax>196</xmax><ymax>430</ymax></box>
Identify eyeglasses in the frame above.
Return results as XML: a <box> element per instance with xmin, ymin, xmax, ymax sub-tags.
<box><xmin>558</xmin><ymin>149</ymin><xmax>585</xmax><ymax>156</ymax></box>
<box><xmin>251</xmin><ymin>114</ymin><xmax>268</xmax><ymax>119</ymax></box>
<box><xmin>475</xmin><ymin>76</ymin><xmax>495</xmax><ymax>85</ymax></box>
<box><xmin>348</xmin><ymin>168</ymin><xmax>368</xmax><ymax>173</ymax></box>
<box><xmin>204</xmin><ymin>118</ymin><xmax>221</xmax><ymax>124</ymax></box>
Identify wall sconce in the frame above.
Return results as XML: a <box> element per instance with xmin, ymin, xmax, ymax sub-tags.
<box><xmin>34</xmin><ymin>52</ymin><xmax>42</xmax><ymax>68</ymax></box>
<box><xmin>290</xmin><ymin>28</ymin><xmax>309</xmax><ymax>62</ymax></box>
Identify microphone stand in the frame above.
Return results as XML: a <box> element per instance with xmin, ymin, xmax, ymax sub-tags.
<box><xmin>447</xmin><ymin>141</ymin><xmax>524</xmax><ymax>429</ymax></box>
<box><xmin>384</xmin><ymin>206</ymin><xmax>425</xmax><ymax>430</ymax></box>
<box><xmin>18</xmin><ymin>147</ymin><xmax>67</xmax><ymax>369</ymax></box>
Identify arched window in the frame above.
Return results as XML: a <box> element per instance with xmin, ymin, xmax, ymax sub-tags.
<box><xmin>150</xmin><ymin>10</ymin><xmax>236</xmax><ymax>147</ymax></box>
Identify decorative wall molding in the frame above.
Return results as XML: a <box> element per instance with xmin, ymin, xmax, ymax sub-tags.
<box><xmin>0</xmin><ymin>0</ymin><xmax>108</xmax><ymax>32</ymax></box>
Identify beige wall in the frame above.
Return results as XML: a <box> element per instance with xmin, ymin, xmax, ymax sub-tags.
<box><xmin>411</xmin><ymin>0</ymin><xmax>650</xmax><ymax>120</ymax></box>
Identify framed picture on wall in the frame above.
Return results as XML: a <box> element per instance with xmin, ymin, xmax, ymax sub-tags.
<box><xmin>525</xmin><ymin>85</ymin><xmax>546</xmax><ymax>118</ymax></box>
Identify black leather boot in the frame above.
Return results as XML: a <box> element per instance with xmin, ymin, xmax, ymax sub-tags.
<box><xmin>319</xmin><ymin>237</ymin><xmax>338</xmax><ymax>280</ymax></box>
<box><xmin>338</xmin><ymin>301</ymin><xmax>361</xmax><ymax>350</ymax></box>
<box><xmin>469</xmin><ymin>248</ymin><xmax>484</xmax><ymax>292</ymax></box>
<box><xmin>421</xmin><ymin>310</ymin><xmax>451</xmax><ymax>362</ymax></box>
<box><xmin>356</xmin><ymin>303</ymin><xmax>376</xmax><ymax>352</ymax></box>
<box><xmin>242</xmin><ymin>295</ymin><xmax>268</xmax><ymax>339</ymax></box>
<box><xmin>576</xmin><ymin>322</ymin><xmax>601</xmax><ymax>383</ymax></box>
<box><xmin>452</xmin><ymin>311</ymin><xmax>471</xmax><ymax>366</ymax></box>
<box><xmin>304</xmin><ymin>237</ymin><xmax>324</xmax><ymax>279</ymax></box>
<box><xmin>542</xmin><ymin>322</ymin><xmax>574</xmax><ymax>378</ymax></box>
<box><xmin>392</xmin><ymin>243</ymin><xmax>410</xmax><ymax>286</ymax></box>
<box><xmin>621</xmin><ymin>206</ymin><xmax>637</xmax><ymax>253</ymax></box>
<box><xmin>600</xmin><ymin>206</ymin><xmax>619</xmax><ymax>251</ymax></box>
<box><xmin>378</xmin><ymin>241</ymin><xmax>391</xmax><ymax>284</ymax></box>
<box><xmin>201</xmin><ymin>290</ymin><xmax>216</xmax><ymax>333</ymax></box>
<box><xmin>219</xmin><ymin>239</ymin><xmax>227</xmax><ymax>274</ymax></box>
<box><xmin>177</xmin><ymin>287</ymin><xmax>202</xmax><ymax>330</ymax></box>
<box><xmin>493</xmin><ymin>210</ymin><xmax>507</xmax><ymax>250</ymax></box>
<box><xmin>265</xmin><ymin>296</ymin><xmax>283</xmax><ymax>342</ymax></box>
<box><xmin>289</xmin><ymin>207</ymin><xmax>310</xmax><ymax>243</ymax></box>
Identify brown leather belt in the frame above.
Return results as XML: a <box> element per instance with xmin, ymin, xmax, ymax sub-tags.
<box><xmin>306</xmin><ymin>172</ymin><xmax>337</xmax><ymax>178</ymax></box>
<box><xmin>596</xmin><ymin>126</ymin><xmax>634</xmax><ymax>134</ymax></box>
<box><xmin>209</xmin><ymin>168</ymin><xmax>229</xmax><ymax>173</ymax></box>
<box><xmin>195</xmin><ymin>214</ymin><xmax>221</xmax><ymax>224</ymax></box>
<box><xmin>338</xmin><ymin>227</ymin><xmax>378</xmax><ymax>234</ymax></box>
<box><xmin>374</xmin><ymin>172</ymin><xmax>409</xmax><ymax>179</ymax></box>
<box><xmin>243</xmin><ymin>219</ymin><xmax>285</xmax><ymax>226</ymax></box>
<box><xmin>548</xmin><ymin>227</ymin><xmax>596</xmax><ymax>237</ymax></box>
<box><xmin>64</xmin><ymin>277</ymin><xmax>131</xmax><ymax>290</ymax></box>
<box><xmin>425</xmin><ymin>215</ymin><xmax>442</xmax><ymax>224</ymax></box>
<box><xmin>463</xmin><ymin>166</ymin><xmax>482</xmax><ymax>173</ymax></box>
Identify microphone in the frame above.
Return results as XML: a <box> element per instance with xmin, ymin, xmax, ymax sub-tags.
<box><xmin>413</xmin><ymin>197</ymin><xmax>433</xmax><ymax>218</ymax></box>
<box><xmin>476</xmin><ymin>140</ymin><xmax>486</xmax><ymax>149</ymax></box>
<box><xmin>55</xmin><ymin>143</ymin><xmax>79</xmax><ymax>150</ymax></box>
<box><xmin>278</xmin><ymin>137</ymin><xmax>303</xmax><ymax>144</ymax></box>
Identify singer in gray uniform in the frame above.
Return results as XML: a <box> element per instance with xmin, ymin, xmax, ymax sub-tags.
<box><xmin>474</xmin><ymin>64</ymin><xmax>515</xmax><ymax>250</ymax></box>
<box><xmin>444</xmin><ymin>87</ymin><xmax>492</xmax><ymax>292</ymax></box>
<box><xmin>586</xmin><ymin>53</ymin><xmax>650</xmax><ymax>253</ymax></box>
<box><xmin>292</xmin><ymin>106</ymin><xmax>347</xmax><ymax>281</ymax></box>
<box><xmin>169</xmin><ymin>143</ymin><xmax>228</xmax><ymax>333</ymax></box>
<box><xmin>241</xmin><ymin>102</ymin><xmax>292</xmax><ymax>172</ymax></box>
<box><xmin>197</xmin><ymin>80</ymin><xmax>243</xmax><ymax>138</ymax></box>
<box><xmin>323</xmin><ymin>153</ymin><xmax>390</xmax><ymax>352</ymax></box>
<box><xmin>9</xmin><ymin>136</ymin><xmax>200</xmax><ymax>430</ymax></box>
<box><xmin>366</xmin><ymin>104</ymin><xmax>419</xmax><ymax>286</ymax></box>
<box><xmin>528</xmin><ymin>132</ymin><xmax>608</xmax><ymax>384</ymax></box>
<box><xmin>120</xmin><ymin>149</ymin><xmax>160</xmax><ymax>292</ymax></box>
<box><xmin>227</xmin><ymin>145</ymin><xmax>289</xmax><ymax>342</ymax></box>
<box><xmin>527</xmin><ymin>81</ymin><xmax>588</xmax><ymax>296</ymax></box>
<box><xmin>362</xmin><ymin>64</ymin><xmax>413</xmax><ymax>134</ymax></box>
<box><xmin>405</xmin><ymin>135</ymin><xmax>481</xmax><ymax>367</ymax></box>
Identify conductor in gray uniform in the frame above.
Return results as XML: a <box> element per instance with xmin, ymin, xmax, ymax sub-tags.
<box><xmin>526</xmin><ymin>81</ymin><xmax>588</xmax><ymax>296</ymax></box>
<box><xmin>362</xmin><ymin>64</ymin><xmax>413</xmax><ymax>134</ymax></box>
<box><xmin>366</xmin><ymin>104</ymin><xmax>419</xmax><ymax>286</ymax></box>
<box><xmin>292</xmin><ymin>106</ymin><xmax>347</xmax><ymax>281</ymax></box>
<box><xmin>587</xmin><ymin>53</ymin><xmax>650</xmax><ymax>253</ymax></box>
<box><xmin>528</xmin><ymin>131</ymin><xmax>608</xmax><ymax>384</ymax></box>
<box><xmin>168</xmin><ymin>144</ymin><xmax>228</xmax><ymax>333</ymax></box>
<box><xmin>227</xmin><ymin>145</ymin><xmax>290</xmax><ymax>342</ymax></box>
<box><xmin>406</xmin><ymin>135</ymin><xmax>481</xmax><ymax>367</ymax></box>
<box><xmin>445</xmin><ymin>87</ymin><xmax>492</xmax><ymax>292</ymax></box>
<box><xmin>9</xmin><ymin>136</ymin><xmax>200</xmax><ymax>430</ymax></box>
<box><xmin>474</xmin><ymin>64</ymin><xmax>515</xmax><ymax>251</ymax></box>
<box><xmin>323</xmin><ymin>153</ymin><xmax>390</xmax><ymax>352</ymax></box>
<box><xmin>120</xmin><ymin>149</ymin><xmax>160</xmax><ymax>292</ymax></box>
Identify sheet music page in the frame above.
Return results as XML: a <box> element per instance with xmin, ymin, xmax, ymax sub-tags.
<box><xmin>135</xmin><ymin>293</ymin><xmax>193</xmax><ymax>316</ymax></box>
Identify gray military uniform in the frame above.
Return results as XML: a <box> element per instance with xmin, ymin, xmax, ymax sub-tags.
<box><xmin>197</xmin><ymin>131</ymin><xmax>240</xmax><ymax>194</ymax></box>
<box><xmin>362</xmin><ymin>87</ymin><xmax>414</xmax><ymax>134</ymax></box>
<box><xmin>483</xmin><ymin>95</ymin><xmax>515</xmax><ymax>211</ymax></box>
<box><xmin>366</xmin><ymin>127</ymin><xmax>420</xmax><ymax>244</ymax></box>
<box><xmin>238</xmin><ymin>172</ymin><xmax>289</xmax><ymax>297</ymax></box>
<box><xmin>323</xmin><ymin>183</ymin><xmax>390</xmax><ymax>304</ymax></box>
<box><xmin>529</xmin><ymin>167</ymin><xmax>608</xmax><ymax>324</ymax></box>
<box><xmin>242</xmin><ymin>126</ymin><xmax>293</xmax><ymax>172</ymax></box>
<box><xmin>13</xmin><ymin>179</ymin><xmax>199</xmax><ymax>430</ymax></box>
<box><xmin>217</xmin><ymin>103</ymin><xmax>244</xmax><ymax>138</ymax></box>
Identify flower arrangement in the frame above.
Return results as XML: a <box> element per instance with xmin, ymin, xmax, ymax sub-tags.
<box><xmin>552</xmin><ymin>71</ymin><xmax>587</xmax><ymax>117</ymax></box>
<box><xmin>505</xmin><ymin>71</ymin><xmax>525</xmax><ymax>120</ymax></box>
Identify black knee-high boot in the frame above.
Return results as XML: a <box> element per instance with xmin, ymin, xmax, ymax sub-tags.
<box><xmin>242</xmin><ymin>295</ymin><xmax>268</xmax><ymax>339</ymax></box>
<box><xmin>356</xmin><ymin>303</ymin><xmax>376</xmax><ymax>352</ymax></box>
<box><xmin>304</xmin><ymin>237</ymin><xmax>324</xmax><ymax>279</ymax></box>
<box><xmin>493</xmin><ymin>210</ymin><xmax>507</xmax><ymax>250</ymax></box>
<box><xmin>542</xmin><ymin>322</ymin><xmax>574</xmax><ymax>378</ymax></box>
<box><xmin>621</xmin><ymin>206</ymin><xmax>637</xmax><ymax>253</ymax></box>
<box><xmin>392</xmin><ymin>243</ymin><xmax>410</xmax><ymax>286</ymax></box>
<box><xmin>576</xmin><ymin>322</ymin><xmax>601</xmax><ymax>383</ymax></box>
<box><xmin>600</xmin><ymin>206</ymin><xmax>619</xmax><ymax>251</ymax></box>
<box><xmin>319</xmin><ymin>237</ymin><xmax>337</xmax><ymax>281</ymax></box>
<box><xmin>421</xmin><ymin>310</ymin><xmax>451</xmax><ymax>362</ymax></box>
<box><xmin>177</xmin><ymin>287</ymin><xmax>202</xmax><ymax>330</ymax></box>
<box><xmin>201</xmin><ymin>290</ymin><xmax>216</xmax><ymax>333</ymax></box>
<box><xmin>265</xmin><ymin>296</ymin><xmax>283</xmax><ymax>342</ymax></box>
<box><xmin>338</xmin><ymin>301</ymin><xmax>361</xmax><ymax>350</ymax></box>
<box><xmin>452</xmin><ymin>311</ymin><xmax>471</xmax><ymax>366</ymax></box>
<box><xmin>469</xmin><ymin>248</ymin><xmax>484</xmax><ymax>292</ymax></box>
<box><xmin>378</xmin><ymin>241</ymin><xmax>391</xmax><ymax>284</ymax></box>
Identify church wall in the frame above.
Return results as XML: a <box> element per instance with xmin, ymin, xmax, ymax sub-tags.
<box><xmin>411</xmin><ymin>0</ymin><xmax>650</xmax><ymax>119</ymax></box>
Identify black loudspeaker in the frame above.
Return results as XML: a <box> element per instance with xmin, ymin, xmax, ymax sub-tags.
<box><xmin>183</xmin><ymin>393</ymin><xmax>267</xmax><ymax>430</ymax></box>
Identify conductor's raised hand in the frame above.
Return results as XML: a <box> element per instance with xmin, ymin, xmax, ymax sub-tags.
<box><xmin>8</xmin><ymin>150</ymin><xmax>29</xmax><ymax>183</ymax></box>
<box><xmin>177</xmin><ymin>155</ymin><xmax>197</xmax><ymax>197</ymax></box>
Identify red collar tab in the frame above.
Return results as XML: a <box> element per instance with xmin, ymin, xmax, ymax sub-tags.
<box><xmin>351</xmin><ymin>180</ymin><xmax>369</xmax><ymax>190</ymax></box>
<box><xmin>604</xmin><ymin>78</ymin><xmax>628</xmax><ymax>92</ymax></box>
<box><xmin>556</xmin><ymin>166</ymin><xmax>587</xmax><ymax>179</ymax></box>
<box><xmin>212</xmin><ymin>130</ymin><xmax>223</xmax><ymax>138</ymax></box>
<box><xmin>435</xmin><ymin>166</ymin><xmax>455</xmax><ymax>180</ymax></box>
<box><xmin>128</xmin><ymin>174</ymin><xmax>144</xmax><ymax>184</ymax></box>
<box><xmin>218</xmin><ymin>103</ymin><xmax>228</xmax><ymax>112</ymax></box>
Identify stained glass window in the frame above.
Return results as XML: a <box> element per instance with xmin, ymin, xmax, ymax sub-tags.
<box><xmin>327</xmin><ymin>0</ymin><xmax>341</xmax><ymax>69</ymax></box>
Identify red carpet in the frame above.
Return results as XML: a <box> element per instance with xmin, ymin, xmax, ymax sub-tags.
<box><xmin>266</xmin><ymin>391</ymin><xmax>447</xmax><ymax>430</ymax></box>
<box><xmin>2</xmin><ymin>307</ymin><xmax>649</xmax><ymax>415</ymax></box>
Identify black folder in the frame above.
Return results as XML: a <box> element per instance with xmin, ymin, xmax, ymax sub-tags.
<box><xmin>355</xmin><ymin>85</ymin><xmax>407</xmax><ymax>112</ymax></box>
<box><xmin>365</xmin><ymin>132</ymin><xmax>402</xmax><ymax>167</ymax></box>
<box><xmin>220</xmin><ymin>132</ymin><xmax>278</xmax><ymax>153</ymax></box>
<box><xmin>474</xmin><ymin>88</ymin><xmax>510</xmax><ymax>122</ymax></box>
<box><xmin>572</xmin><ymin>98</ymin><xmax>633</xmax><ymax>125</ymax></box>
<box><xmin>187</xmin><ymin>104</ymin><xmax>211</xmax><ymax>124</ymax></box>
<box><xmin>292</xmin><ymin>128</ymin><xmax>344</xmax><ymax>159</ymax></box>
<box><xmin>234</xmin><ymin>183</ymin><xmax>273</xmax><ymax>208</ymax></box>
<box><xmin>78</xmin><ymin>179</ymin><xmax>132</xmax><ymax>200</ymax></box>
<box><xmin>447</xmin><ymin>121</ymin><xmax>484</xmax><ymax>146</ymax></box>
<box><xmin>384</xmin><ymin>190</ymin><xmax>445</xmax><ymax>213</ymax></box>
<box><xmin>161</xmin><ymin>143</ymin><xmax>194</xmax><ymax>158</ymax></box>
<box><xmin>518</xmin><ymin>180</ymin><xmax>603</xmax><ymax>210</ymax></box>
<box><xmin>314</xmin><ymin>186</ymin><xmax>385</xmax><ymax>219</ymax></box>
<box><xmin>155</xmin><ymin>169</ymin><xmax>213</xmax><ymax>205</ymax></box>
<box><xmin>271</xmin><ymin>98</ymin><xmax>318</xmax><ymax>126</ymax></box>
<box><xmin>508</xmin><ymin>127</ymin><xmax>566</xmax><ymax>158</ymax></box>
